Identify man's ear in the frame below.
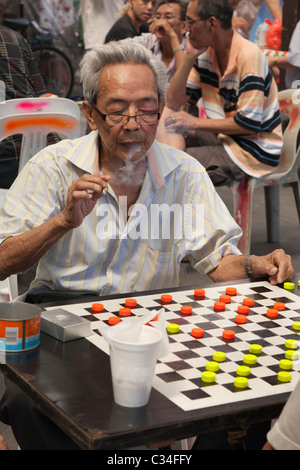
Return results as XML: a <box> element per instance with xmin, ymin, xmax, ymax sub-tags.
<box><xmin>159</xmin><ymin>99</ymin><xmax>165</xmax><ymax>116</ymax></box>
<box><xmin>209</xmin><ymin>16</ymin><xmax>218</xmax><ymax>32</ymax></box>
<box><xmin>81</xmin><ymin>101</ymin><xmax>98</xmax><ymax>130</ymax></box>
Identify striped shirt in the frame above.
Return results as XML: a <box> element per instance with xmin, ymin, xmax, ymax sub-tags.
<box><xmin>0</xmin><ymin>131</ymin><xmax>242</xmax><ymax>296</ymax></box>
<box><xmin>186</xmin><ymin>30</ymin><xmax>283</xmax><ymax>177</ymax></box>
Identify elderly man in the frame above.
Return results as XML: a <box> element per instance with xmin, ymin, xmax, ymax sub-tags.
<box><xmin>0</xmin><ymin>41</ymin><xmax>293</xmax><ymax>303</ymax></box>
<box><xmin>158</xmin><ymin>0</ymin><xmax>283</xmax><ymax>186</ymax></box>
<box><xmin>0</xmin><ymin>42</ymin><xmax>293</xmax><ymax>449</ymax></box>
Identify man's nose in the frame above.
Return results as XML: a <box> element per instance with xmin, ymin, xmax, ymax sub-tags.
<box><xmin>123</xmin><ymin>115</ymin><xmax>141</xmax><ymax>130</ymax></box>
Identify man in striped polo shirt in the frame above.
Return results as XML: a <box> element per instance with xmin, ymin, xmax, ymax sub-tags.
<box><xmin>160</xmin><ymin>0</ymin><xmax>283</xmax><ymax>186</ymax></box>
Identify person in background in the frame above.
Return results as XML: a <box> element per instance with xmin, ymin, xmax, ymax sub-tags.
<box><xmin>268</xmin><ymin>19</ymin><xmax>300</xmax><ymax>89</ymax></box>
<box><xmin>0</xmin><ymin>22</ymin><xmax>58</xmax><ymax>189</ymax></box>
<box><xmin>120</xmin><ymin>0</ymin><xmax>188</xmax><ymax>87</ymax></box>
<box><xmin>232</xmin><ymin>0</ymin><xmax>282</xmax><ymax>39</ymax></box>
<box><xmin>81</xmin><ymin>0</ymin><xmax>124</xmax><ymax>48</ymax></box>
<box><xmin>104</xmin><ymin>0</ymin><xmax>157</xmax><ymax>43</ymax></box>
<box><xmin>157</xmin><ymin>0</ymin><xmax>283</xmax><ymax>187</ymax></box>
<box><xmin>263</xmin><ymin>378</ymin><xmax>300</xmax><ymax>450</ymax></box>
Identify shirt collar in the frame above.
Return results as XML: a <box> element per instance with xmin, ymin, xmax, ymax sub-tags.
<box><xmin>67</xmin><ymin>130</ymin><xmax>182</xmax><ymax>189</ymax></box>
<box><xmin>147</xmin><ymin>139</ymin><xmax>183</xmax><ymax>189</ymax></box>
<box><xmin>209</xmin><ymin>29</ymin><xmax>240</xmax><ymax>77</ymax></box>
<box><xmin>68</xmin><ymin>130</ymin><xmax>100</xmax><ymax>174</ymax></box>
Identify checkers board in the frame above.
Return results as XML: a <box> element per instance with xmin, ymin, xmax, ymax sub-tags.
<box><xmin>44</xmin><ymin>281</ymin><xmax>300</xmax><ymax>412</ymax></box>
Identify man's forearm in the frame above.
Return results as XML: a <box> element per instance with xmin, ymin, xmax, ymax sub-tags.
<box><xmin>167</xmin><ymin>55</ymin><xmax>195</xmax><ymax>109</ymax></box>
<box><xmin>266</xmin><ymin>0</ymin><xmax>282</xmax><ymax>21</ymax></box>
<box><xmin>194</xmin><ymin>115</ymin><xmax>255</xmax><ymax>135</ymax></box>
<box><xmin>273</xmin><ymin>55</ymin><xmax>299</xmax><ymax>70</ymax></box>
<box><xmin>208</xmin><ymin>255</ymin><xmax>246</xmax><ymax>282</ymax></box>
<box><xmin>0</xmin><ymin>213</ymin><xmax>70</xmax><ymax>280</ymax></box>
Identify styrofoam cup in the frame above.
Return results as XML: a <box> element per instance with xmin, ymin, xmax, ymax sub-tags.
<box><xmin>108</xmin><ymin>325</ymin><xmax>162</xmax><ymax>407</ymax></box>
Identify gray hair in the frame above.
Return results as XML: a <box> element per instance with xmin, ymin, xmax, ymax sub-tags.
<box><xmin>80</xmin><ymin>42</ymin><xmax>167</xmax><ymax>104</ymax></box>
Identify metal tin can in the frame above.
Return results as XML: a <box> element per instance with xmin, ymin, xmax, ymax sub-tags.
<box><xmin>0</xmin><ymin>302</ymin><xmax>41</xmax><ymax>352</ymax></box>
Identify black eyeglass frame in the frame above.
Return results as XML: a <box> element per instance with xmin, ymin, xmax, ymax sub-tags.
<box><xmin>91</xmin><ymin>103</ymin><xmax>161</xmax><ymax>126</ymax></box>
<box><xmin>185</xmin><ymin>17</ymin><xmax>203</xmax><ymax>27</ymax></box>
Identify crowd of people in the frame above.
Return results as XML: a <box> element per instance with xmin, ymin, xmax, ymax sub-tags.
<box><xmin>0</xmin><ymin>0</ymin><xmax>299</xmax><ymax>451</ymax></box>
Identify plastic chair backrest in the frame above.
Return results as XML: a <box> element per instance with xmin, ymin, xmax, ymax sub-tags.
<box><xmin>0</xmin><ymin>97</ymin><xmax>81</xmax><ymax>171</ymax></box>
<box><xmin>273</xmin><ymin>89</ymin><xmax>300</xmax><ymax>178</ymax></box>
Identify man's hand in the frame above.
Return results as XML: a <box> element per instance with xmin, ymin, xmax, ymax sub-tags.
<box><xmin>149</xmin><ymin>17</ymin><xmax>177</xmax><ymax>42</ymax></box>
<box><xmin>164</xmin><ymin>109</ymin><xmax>199</xmax><ymax>135</ymax></box>
<box><xmin>208</xmin><ymin>249</ymin><xmax>293</xmax><ymax>284</ymax></box>
<box><xmin>61</xmin><ymin>174</ymin><xmax>110</xmax><ymax>229</ymax></box>
<box><xmin>248</xmin><ymin>249</ymin><xmax>294</xmax><ymax>285</ymax></box>
<box><xmin>185</xmin><ymin>34</ymin><xmax>207</xmax><ymax>60</ymax></box>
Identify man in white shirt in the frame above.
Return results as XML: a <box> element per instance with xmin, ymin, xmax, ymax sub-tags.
<box><xmin>0</xmin><ymin>41</ymin><xmax>293</xmax><ymax>449</ymax></box>
<box><xmin>0</xmin><ymin>42</ymin><xmax>293</xmax><ymax>303</ymax></box>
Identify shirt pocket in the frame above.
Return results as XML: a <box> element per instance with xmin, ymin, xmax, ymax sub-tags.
<box><xmin>135</xmin><ymin>247</ymin><xmax>177</xmax><ymax>292</ymax></box>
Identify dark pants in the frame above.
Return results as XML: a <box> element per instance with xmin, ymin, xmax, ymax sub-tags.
<box><xmin>192</xmin><ymin>421</ymin><xmax>271</xmax><ymax>450</ymax></box>
<box><xmin>186</xmin><ymin>130</ymin><xmax>246</xmax><ymax>186</ymax></box>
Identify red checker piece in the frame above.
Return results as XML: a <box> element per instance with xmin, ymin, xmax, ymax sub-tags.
<box><xmin>226</xmin><ymin>287</ymin><xmax>237</xmax><ymax>296</ymax></box>
<box><xmin>214</xmin><ymin>301</ymin><xmax>225</xmax><ymax>312</ymax></box>
<box><xmin>181</xmin><ymin>305</ymin><xmax>193</xmax><ymax>315</ymax></box>
<box><xmin>274</xmin><ymin>302</ymin><xmax>285</xmax><ymax>311</ymax></box>
<box><xmin>243</xmin><ymin>298</ymin><xmax>255</xmax><ymax>307</ymax></box>
<box><xmin>161</xmin><ymin>294</ymin><xmax>173</xmax><ymax>304</ymax></box>
<box><xmin>235</xmin><ymin>314</ymin><xmax>247</xmax><ymax>324</ymax></box>
<box><xmin>219</xmin><ymin>294</ymin><xmax>231</xmax><ymax>304</ymax></box>
<box><xmin>119</xmin><ymin>307</ymin><xmax>131</xmax><ymax>317</ymax></box>
<box><xmin>222</xmin><ymin>329</ymin><xmax>235</xmax><ymax>340</ymax></box>
<box><xmin>237</xmin><ymin>305</ymin><xmax>249</xmax><ymax>315</ymax></box>
<box><xmin>267</xmin><ymin>308</ymin><xmax>278</xmax><ymax>319</ymax></box>
<box><xmin>91</xmin><ymin>303</ymin><xmax>104</xmax><ymax>313</ymax></box>
<box><xmin>125</xmin><ymin>298</ymin><xmax>137</xmax><ymax>307</ymax></box>
<box><xmin>194</xmin><ymin>289</ymin><xmax>205</xmax><ymax>299</ymax></box>
<box><xmin>191</xmin><ymin>328</ymin><xmax>204</xmax><ymax>338</ymax></box>
<box><xmin>108</xmin><ymin>316</ymin><xmax>121</xmax><ymax>325</ymax></box>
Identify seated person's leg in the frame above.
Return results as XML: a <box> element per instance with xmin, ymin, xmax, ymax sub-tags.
<box><xmin>187</xmin><ymin>140</ymin><xmax>246</xmax><ymax>186</ymax></box>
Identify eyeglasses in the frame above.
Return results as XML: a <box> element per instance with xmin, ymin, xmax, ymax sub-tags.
<box><xmin>155</xmin><ymin>14</ymin><xmax>181</xmax><ymax>21</ymax></box>
<box><xmin>92</xmin><ymin>104</ymin><xmax>160</xmax><ymax>127</ymax></box>
<box><xmin>185</xmin><ymin>17</ymin><xmax>203</xmax><ymax>27</ymax></box>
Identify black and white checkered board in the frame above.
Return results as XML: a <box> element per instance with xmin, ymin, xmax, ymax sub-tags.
<box><xmin>45</xmin><ymin>281</ymin><xmax>300</xmax><ymax>411</ymax></box>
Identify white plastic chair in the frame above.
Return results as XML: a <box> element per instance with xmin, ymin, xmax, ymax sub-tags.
<box><xmin>229</xmin><ymin>89</ymin><xmax>300</xmax><ymax>256</ymax></box>
<box><xmin>0</xmin><ymin>97</ymin><xmax>82</xmax><ymax>300</ymax></box>
<box><xmin>0</xmin><ymin>96</ymin><xmax>81</xmax><ymax>172</ymax></box>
